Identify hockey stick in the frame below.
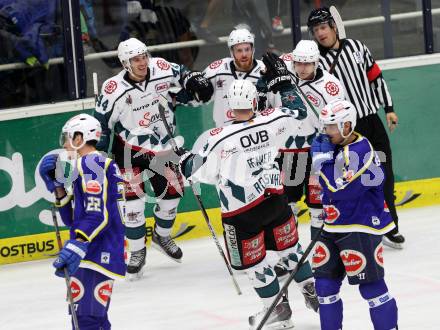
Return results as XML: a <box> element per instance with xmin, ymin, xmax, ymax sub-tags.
<box><xmin>328</xmin><ymin>6</ymin><xmax>346</xmax><ymax>74</ymax></box>
<box><xmin>93</xmin><ymin>72</ymin><xmax>99</xmax><ymax>103</ymax></box>
<box><xmin>256</xmin><ymin>223</ymin><xmax>324</xmax><ymax>330</ymax></box>
<box><xmin>51</xmin><ymin>206</ymin><xmax>80</xmax><ymax>330</ymax></box>
<box><xmin>157</xmin><ymin>95</ymin><xmax>242</xmax><ymax>296</ymax></box>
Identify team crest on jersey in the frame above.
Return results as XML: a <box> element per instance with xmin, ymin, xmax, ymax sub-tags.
<box><xmin>209</xmin><ymin>127</ymin><xmax>223</xmax><ymax>136</ymax></box>
<box><xmin>209</xmin><ymin>59</ymin><xmax>223</xmax><ymax>69</ymax></box>
<box><xmin>226</xmin><ymin>109</ymin><xmax>235</xmax><ymax>119</ymax></box>
<box><xmin>94</xmin><ymin>280</ymin><xmax>113</xmax><ymax>307</ymax></box>
<box><xmin>156</xmin><ymin>59</ymin><xmax>170</xmax><ymax>70</ymax></box>
<box><xmin>281</xmin><ymin>53</ymin><xmax>293</xmax><ymax>62</ymax></box>
<box><xmin>340</xmin><ymin>249</ymin><xmax>367</xmax><ymax>276</ymax></box>
<box><xmin>312</xmin><ymin>242</ymin><xmax>330</xmax><ymax>268</ymax></box>
<box><xmin>325</xmin><ymin>81</ymin><xmax>340</xmax><ymax>96</ymax></box>
<box><xmin>306</xmin><ymin>92</ymin><xmax>320</xmax><ymax>107</ymax></box>
<box><xmin>260</xmin><ymin>108</ymin><xmax>275</xmax><ymax>116</ymax></box>
<box><xmin>104</xmin><ymin>80</ymin><xmax>117</xmax><ymax>94</ymax></box>
<box><xmin>216</xmin><ymin>79</ymin><xmax>226</xmax><ymax>88</ymax></box>
<box><xmin>70</xmin><ymin>277</ymin><xmax>84</xmax><ymax>303</ymax></box>
<box><xmin>86</xmin><ymin>180</ymin><xmax>102</xmax><ymax>194</ymax></box>
<box><xmin>323</xmin><ymin>205</ymin><xmax>340</xmax><ymax>223</ymax></box>
<box><xmin>374</xmin><ymin>244</ymin><xmax>384</xmax><ymax>267</ymax></box>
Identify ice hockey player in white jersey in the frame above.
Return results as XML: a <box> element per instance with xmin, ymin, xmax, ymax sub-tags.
<box><xmin>94</xmin><ymin>37</ymin><xmax>213</xmax><ymax>279</ymax></box>
<box><xmin>266</xmin><ymin>40</ymin><xmax>345</xmax><ymax>279</ymax></box>
<box><xmin>178</xmin><ymin>78</ymin><xmax>319</xmax><ymax>329</ymax></box>
<box><xmin>203</xmin><ymin>27</ymin><xmax>266</xmax><ymax>127</ymax></box>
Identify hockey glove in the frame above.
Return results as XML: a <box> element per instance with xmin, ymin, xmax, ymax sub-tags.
<box><xmin>184</xmin><ymin>71</ymin><xmax>214</xmax><ymax>102</ymax></box>
<box><xmin>311</xmin><ymin>134</ymin><xmax>335</xmax><ymax>173</ymax></box>
<box><xmin>39</xmin><ymin>154</ymin><xmax>63</xmax><ymax>193</ymax></box>
<box><xmin>53</xmin><ymin>239</ymin><xmax>89</xmax><ymax>277</ymax></box>
<box><xmin>255</xmin><ymin>80</ymin><xmax>268</xmax><ymax>112</ymax></box>
<box><xmin>262</xmin><ymin>52</ymin><xmax>292</xmax><ymax>93</ymax></box>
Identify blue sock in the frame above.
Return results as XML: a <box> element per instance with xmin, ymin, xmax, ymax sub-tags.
<box><xmin>315</xmin><ymin>278</ymin><xmax>343</xmax><ymax>330</ymax></box>
<box><xmin>359</xmin><ymin>280</ymin><xmax>398</xmax><ymax>330</ymax></box>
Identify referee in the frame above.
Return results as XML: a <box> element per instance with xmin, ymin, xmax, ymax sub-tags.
<box><xmin>307</xmin><ymin>7</ymin><xmax>405</xmax><ymax>249</ymax></box>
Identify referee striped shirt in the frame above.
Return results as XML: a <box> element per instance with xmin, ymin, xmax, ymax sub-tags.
<box><xmin>319</xmin><ymin>38</ymin><xmax>393</xmax><ymax>119</ymax></box>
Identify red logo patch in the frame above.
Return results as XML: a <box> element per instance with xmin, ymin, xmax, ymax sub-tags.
<box><xmin>325</xmin><ymin>81</ymin><xmax>340</xmax><ymax>96</ymax></box>
<box><xmin>156</xmin><ymin>59</ymin><xmax>170</xmax><ymax>70</ymax></box>
<box><xmin>155</xmin><ymin>82</ymin><xmax>169</xmax><ymax>93</ymax></box>
<box><xmin>86</xmin><ymin>180</ymin><xmax>102</xmax><ymax>194</ymax></box>
<box><xmin>242</xmin><ymin>232</ymin><xmax>265</xmax><ymax>266</ymax></box>
<box><xmin>308</xmin><ymin>175</ymin><xmax>322</xmax><ymax>204</ymax></box>
<box><xmin>281</xmin><ymin>53</ymin><xmax>293</xmax><ymax>62</ymax></box>
<box><xmin>209</xmin><ymin>60</ymin><xmax>223</xmax><ymax>69</ymax></box>
<box><xmin>306</xmin><ymin>92</ymin><xmax>320</xmax><ymax>107</ymax></box>
<box><xmin>273</xmin><ymin>217</ymin><xmax>298</xmax><ymax>250</ymax></box>
<box><xmin>94</xmin><ymin>280</ymin><xmax>113</xmax><ymax>307</ymax></box>
<box><xmin>340</xmin><ymin>249</ymin><xmax>367</xmax><ymax>276</ymax></box>
<box><xmin>226</xmin><ymin>109</ymin><xmax>235</xmax><ymax>119</ymax></box>
<box><xmin>384</xmin><ymin>201</ymin><xmax>389</xmax><ymax>212</ymax></box>
<box><xmin>210</xmin><ymin>127</ymin><xmax>223</xmax><ymax>136</ymax></box>
<box><xmin>374</xmin><ymin>244</ymin><xmax>384</xmax><ymax>267</ymax></box>
<box><xmin>70</xmin><ymin>277</ymin><xmax>84</xmax><ymax>303</ymax></box>
<box><xmin>104</xmin><ymin>80</ymin><xmax>117</xmax><ymax>94</ymax></box>
<box><xmin>323</xmin><ymin>205</ymin><xmax>340</xmax><ymax>223</ymax></box>
<box><xmin>260</xmin><ymin>108</ymin><xmax>275</xmax><ymax>116</ymax></box>
<box><xmin>312</xmin><ymin>242</ymin><xmax>330</xmax><ymax>268</ymax></box>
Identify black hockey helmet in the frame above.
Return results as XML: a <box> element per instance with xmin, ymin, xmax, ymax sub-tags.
<box><xmin>307</xmin><ymin>7</ymin><xmax>334</xmax><ymax>29</ymax></box>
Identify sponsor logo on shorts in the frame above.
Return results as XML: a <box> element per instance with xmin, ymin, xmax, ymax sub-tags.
<box><xmin>86</xmin><ymin>180</ymin><xmax>102</xmax><ymax>194</ymax></box>
<box><xmin>312</xmin><ymin>242</ymin><xmax>330</xmax><ymax>268</ymax></box>
<box><xmin>340</xmin><ymin>249</ymin><xmax>367</xmax><ymax>276</ymax></box>
<box><xmin>242</xmin><ymin>232</ymin><xmax>265</xmax><ymax>266</ymax></box>
<box><xmin>70</xmin><ymin>277</ymin><xmax>85</xmax><ymax>303</ymax></box>
<box><xmin>374</xmin><ymin>244</ymin><xmax>384</xmax><ymax>267</ymax></box>
<box><xmin>224</xmin><ymin>224</ymin><xmax>241</xmax><ymax>267</ymax></box>
<box><xmin>273</xmin><ymin>217</ymin><xmax>298</xmax><ymax>250</ymax></box>
<box><xmin>94</xmin><ymin>280</ymin><xmax>113</xmax><ymax>307</ymax></box>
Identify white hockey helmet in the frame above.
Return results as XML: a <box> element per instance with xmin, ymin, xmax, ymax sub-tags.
<box><xmin>320</xmin><ymin>99</ymin><xmax>357</xmax><ymax>138</ymax></box>
<box><xmin>292</xmin><ymin>40</ymin><xmax>320</xmax><ymax>63</ymax></box>
<box><xmin>227</xmin><ymin>28</ymin><xmax>255</xmax><ymax>59</ymax></box>
<box><xmin>228</xmin><ymin>80</ymin><xmax>257</xmax><ymax>112</ymax></box>
<box><xmin>117</xmin><ymin>37</ymin><xmax>149</xmax><ymax>73</ymax></box>
<box><xmin>60</xmin><ymin>113</ymin><xmax>102</xmax><ymax>149</ymax></box>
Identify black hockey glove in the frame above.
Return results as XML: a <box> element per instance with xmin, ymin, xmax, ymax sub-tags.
<box><xmin>262</xmin><ymin>52</ymin><xmax>292</xmax><ymax>93</ymax></box>
<box><xmin>255</xmin><ymin>80</ymin><xmax>268</xmax><ymax>112</ymax></box>
<box><xmin>184</xmin><ymin>71</ymin><xmax>214</xmax><ymax>103</ymax></box>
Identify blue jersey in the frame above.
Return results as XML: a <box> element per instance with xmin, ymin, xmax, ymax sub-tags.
<box><xmin>318</xmin><ymin>133</ymin><xmax>395</xmax><ymax>235</ymax></box>
<box><xmin>57</xmin><ymin>152</ymin><xmax>126</xmax><ymax>279</ymax></box>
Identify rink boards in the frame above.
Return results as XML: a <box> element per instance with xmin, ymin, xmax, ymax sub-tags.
<box><xmin>1</xmin><ymin>177</ymin><xmax>439</xmax><ymax>265</ymax></box>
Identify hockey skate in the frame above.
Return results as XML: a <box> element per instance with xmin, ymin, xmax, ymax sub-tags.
<box><xmin>301</xmin><ymin>282</ymin><xmax>319</xmax><ymax>312</ymax></box>
<box><xmin>126</xmin><ymin>247</ymin><xmax>146</xmax><ymax>281</ymax></box>
<box><xmin>382</xmin><ymin>231</ymin><xmax>405</xmax><ymax>249</ymax></box>
<box><xmin>152</xmin><ymin>230</ymin><xmax>183</xmax><ymax>263</ymax></box>
<box><xmin>249</xmin><ymin>295</ymin><xmax>294</xmax><ymax>330</ymax></box>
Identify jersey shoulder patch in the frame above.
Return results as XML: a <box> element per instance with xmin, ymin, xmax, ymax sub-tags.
<box><xmin>153</xmin><ymin>57</ymin><xmax>171</xmax><ymax>71</ymax></box>
<box><xmin>104</xmin><ymin>80</ymin><xmax>118</xmax><ymax>94</ymax></box>
<box><xmin>209</xmin><ymin>59</ymin><xmax>223</xmax><ymax>70</ymax></box>
<box><xmin>260</xmin><ymin>108</ymin><xmax>276</xmax><ymax>116</ymax></box>
<box><xmin>209</xmin><ymin>127</ymin><xmax>224</xmax><ymax>136</ymax></box>
<box><xmin>280</xmin><ymin>53</ymin><xmax>293</xmax><ymax>62</ymax></box>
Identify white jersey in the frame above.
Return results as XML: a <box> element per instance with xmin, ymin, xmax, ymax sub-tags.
<box><xmin>269</xmin><ymin>53</ymin><xmax>345</xmax><ymax>149</ymax></box>
<box><xmin>184</xmin><ymin>108</ymin><xmax>302</xmax><ymax>217</ymax></box>
<box><xmin>94</xmin><ymin>57</ymin><xmax>188</xmax><ymax>153</ymax></box>
<box><xmin>203</xmin><ymin>57</ymin><xmax>265</xmax><ymax>127</ymax></box>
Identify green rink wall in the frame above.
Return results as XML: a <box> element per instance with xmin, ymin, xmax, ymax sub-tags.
<box><xmin>1</xmin><ymin>62</ymin><xmax>439</xmax><ymax>241</ymax></box>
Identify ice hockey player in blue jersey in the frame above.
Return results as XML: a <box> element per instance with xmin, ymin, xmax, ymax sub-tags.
<box><xmin>39</xmin><ymin>114</ymin><xmax>126</xmax><ymax>330</ymax></box>
<box><xmin>310</xmin><ymin>99</ymin><xmax>398</xmax><ymax>330</ymax></box>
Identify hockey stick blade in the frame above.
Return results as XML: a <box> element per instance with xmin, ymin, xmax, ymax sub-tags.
<box><xmin>158</xmin><ymin>99</ymin><xmax>242</xmax><ymax>295</ymax></box>
<box><xmin>330</xmin><ymin>6</ymin><xmax>346</xmax><ymax>39</ymax></box>
<box><xmin>51</xmin><ymin>206</ymin><xmax>80</xmax><ymax>330</ymax></box>
<box><xmin>256</xmin><ymin>223</ymin><xmax>324</xmax><ymax>330</ymax></box>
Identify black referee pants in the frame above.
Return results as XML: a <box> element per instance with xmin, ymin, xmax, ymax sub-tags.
<box><xmin>355</xmin><ymin>113</ymin><xmax>399</xmax><ymax>233</ymax></box>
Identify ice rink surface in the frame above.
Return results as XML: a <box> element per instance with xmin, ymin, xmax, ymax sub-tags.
<box><xmin>1</xmin><ymin>205</ymin><xmax>440</xmax><ymax>330</ymax></box>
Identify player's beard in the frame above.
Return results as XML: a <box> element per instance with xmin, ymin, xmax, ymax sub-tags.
<box><xmin>234</xmin><ymin>56</ymin><xmax>253</xmax><ymax>72</ymax></box>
